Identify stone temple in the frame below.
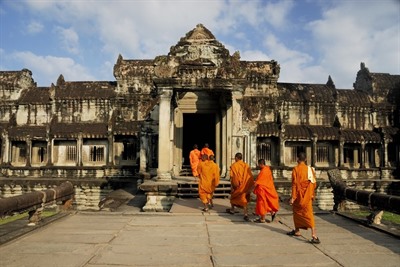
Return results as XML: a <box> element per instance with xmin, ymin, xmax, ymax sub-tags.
<box><xmin>0</xmin><ymin>24</ymin><xmax>399</xmax><ymax>211</ymax></box>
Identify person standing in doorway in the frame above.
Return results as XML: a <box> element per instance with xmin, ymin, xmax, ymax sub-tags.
<box><xmin>197</xmin><ymin>154</ymin><xmax>220</xmax><ymax>212</ymax></box>
<box><xmin>253</xmin><ymin>159</ymin><xmax>279</xmax><ymax>223</ymax></box>
<box><xmin>287</xmin><ymin>152</ymin><xmax>320</xmax><ymax>244</ymax></box>
<box><xmin>201</xmin><ymin>143</ymin><xmax>214</xmax><ymax>158</ymax></box>
<box><xmin>189</xmin><ymin>144</ymin><xmax>201</xmax><ymax>177</ymax></box>
<box><xmin>227</xmin><ymin>152</ymin><xmax>254</xmax><ymax>222</ymax></box>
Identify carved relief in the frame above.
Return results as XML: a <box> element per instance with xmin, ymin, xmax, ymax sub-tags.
<box><xmin>242</xmin><ymin>97</ymin><xmax>262</xmax><ymax>120</ymax></box>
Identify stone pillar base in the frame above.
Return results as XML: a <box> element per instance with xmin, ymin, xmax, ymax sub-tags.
<box><xmin>142</xmin><ymin>195</ymin><xmax>175</xmax><ymax>212</ymax></box>
<box><xmin>157</xmin><ymin>171</ymin><xmax>172</xmax><ymax>181</ymax></box>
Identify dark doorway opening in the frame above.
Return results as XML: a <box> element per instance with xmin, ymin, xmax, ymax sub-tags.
<box><xmin>182</xmin><ymin>113</ymin><xmax>216</xmax><ymax>165</ymax></box>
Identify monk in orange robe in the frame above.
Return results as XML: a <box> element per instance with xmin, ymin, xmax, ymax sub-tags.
<box><xmin>200</xmin><ymin>143</ymin><xmax>214</xmax><ymax>158</ymax></box>
<box><xmin>209</xmin><ymin>155</ymin><xmax>220</xmax><ymax>207</ymax></box>
<box><xmin>287</xmin><ymin>152</ymin><xmax>320</xmax><ymax>244</ymax></box>
<box><xmin>227</xmin><ymin>152</ymin><xmax>254</xmax><ymax>221</ymax></box>
<box><xmin>189</xmin><ymin>144</ymin><xmax>201</xmax><ymax>177</ymax></box>
<box><xmin>197</xmin><ymin>154</ymin><xmax>220</xmax><ymax>212</ymax></box>
<box><xmin>253</xmin><ymin>159</ymin><xmax>279</xmax><ymax>223</ymax></box>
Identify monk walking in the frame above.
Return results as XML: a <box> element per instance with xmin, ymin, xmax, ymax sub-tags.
<box><xmin>287</xmin><ymin>152</ymin><xmax>320</xmax><ymax>244</ymax></box>
<box><xmin>189</xmin><ymin>144</ymin><xmax>201</xmax><ymax>177</ymax></box>
<box><xmin>197</xmin><ymin>154</ymin><xmax>220</xmax><ymax>212</ymax></box>
<box><xmin>253</xmin><ymin>159</ymin><xmax>279</xmax><ymax>223</ymax></box>
<box><xmin>227</xmin><ymin>152</ymin><xmax>254</xmax><ymax>221</ymax></box>
<box><xmin>200</xmin><ymin>143</ymin><xmax>214</xmax><ymax>158</ymax></box>
<box><xmin>209</xmin><ymin>155</ymin><xmax>220</xmax><ymax>207</ymax></box>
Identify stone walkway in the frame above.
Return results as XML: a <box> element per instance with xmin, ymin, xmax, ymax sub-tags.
<box><xmin>0</xmin><ymin>198</ymin><xmax>399</xmax><ymax>267</ymax></box>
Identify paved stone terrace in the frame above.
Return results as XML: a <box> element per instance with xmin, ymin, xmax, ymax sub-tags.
<box><xmin>0</xmin><ymin>198</ymin><xmax>399</xmax><ymax>267</ymax></box>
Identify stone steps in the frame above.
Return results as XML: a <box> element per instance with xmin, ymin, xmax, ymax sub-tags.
<box><xmin>176</xmin><ymin>179</ymin><xmax>231</xmax><ymax>198</ymax></box>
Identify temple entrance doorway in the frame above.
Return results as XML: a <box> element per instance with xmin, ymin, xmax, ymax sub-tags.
<box><xmin>182</xmin><ymin>113</ymin><xmax>216</xmax><ymax>166</ymax></box>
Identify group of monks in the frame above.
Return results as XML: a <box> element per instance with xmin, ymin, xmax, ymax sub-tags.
<box><xmin>189</xmin><ymin>145</ymin><xmax>320</xmax><ymax>244</ymax></box>
<box><xmin>190</xmin><ymin>143</ymin><xmax>219</xmax><ymax>211</ymax></box>
<box><xmin>227</xmin><ymin>153</ymin><xmax>279</xmax><ymax>223</ymax></box>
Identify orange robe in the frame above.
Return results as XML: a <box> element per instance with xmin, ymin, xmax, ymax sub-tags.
<box><xmin>201</xmin><ymin>147</ymin><xmax>214</xmax><ymax>157</ymax></box>
<box><xmin>197</xmin><ymin>160</ymin><xmax>220</xmax><ymax>204</ymax></box>
<box><xmin>253</xmin><ymin>165</ymin><xmax>279</xmax><ymax>216</ymax></box>
<box><xmin>189</xmin><ymin>148</ymin><xmax>201</xmax><ymax>176</ymax></box>
<box><xmin>210</xmin><ymin>161</ymin><xmax>220</xmax><ymax>192</ymax></box>
<box><xmin>229</xmin><ymin>160</ymin><xmax>254</xmax><ymax>207</ymax></box>
<box><xmin>291</xmin><ymin>162</ymin><xmax>316</xmax><ymax>229</ymax></box>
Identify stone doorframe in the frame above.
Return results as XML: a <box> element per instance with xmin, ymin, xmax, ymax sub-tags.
<box><xmin>171</xmin><ymin>91</ymin><xmax>232</xmax><ymax>178</ymax></box>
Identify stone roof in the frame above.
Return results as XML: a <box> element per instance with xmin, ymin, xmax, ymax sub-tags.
<box><xmin>257</xmin><ymin>122</ymin><xmax>280</xmax><ymax>137</ymax></box>
<box><xmin>283</xmin><ymin>124</ymin><xmax>310</xmax><ymax>140</ymax></box>
<box><xmin>113</xmin><ymin>58</ymin><xmax>154</xmax><ymax>79</ymax></box>
<box><xmin>278</xmin><ymin>83</ymin><xmax>336</xmax><ymax>102</ymax></box>
<box><xmin>8</xmin><ymin>126</ymin><xmax>47</xmax><ymax>140</ymax></box>
<box><xmin>370</xmin><ymin>73</ymin><xmax>400</xmax><ymax>91</ymax></box>
<box><xmin>258</xmin><ymin>123</ymin><xmax>382</xmax><ymax>143</ymax></box>
<box><xmin>340</xmin><ymin>129</ymin><xmax>381</xmax><ymax>143</ymax></box>
<box><xmin>336</xmin><ymin>89</ymin><xmax>371</xmax><ymax>107</ymax></box>
<box><xmin>51</xmin><ymin>122</ymin><xmax>108</xmax><ymax>138</ymax></box>
<box><xmin>55</xmin><ymin>81</ymin><xmax>117</xmax><ymax>99</ymax></box>
<box><xmin>0</xmin><ymin>69</ymin><xmax>33</xmax><ymax>88</ymax></box>
<box><xmin>113</xmin><ymin>121</ymin><xmax>142</xmax><ymax>135</ymax></box>
<box><xmin>19</xmin><ymin>87</ymin><xmax>51</xmax><ymax>104</ymax></box>
<box><xmin>307</xmin><ymin>125</ymin><xmax>340</xmax><ymax>140</ymax></box>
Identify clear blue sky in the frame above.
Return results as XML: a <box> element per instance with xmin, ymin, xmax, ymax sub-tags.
<box><xmin>1</xmin><ymin>0</ymin><xmax>399</xmax><ymax>88</ymax></box>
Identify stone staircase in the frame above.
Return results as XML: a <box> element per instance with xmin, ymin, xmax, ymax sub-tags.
<box><xmin>177</xmin><ymin>165</ymin><xmax>231</xmax><ymax>198</ymax></box>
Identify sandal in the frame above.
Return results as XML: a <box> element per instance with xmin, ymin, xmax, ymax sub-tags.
<box><xmin>286</xmin><ymin>230</ymin><xmax>301</xmax><ymax>236</ymax></box>
<box><xmin>226</xmin><ymin>208</ymin><xmax>235</xmax><ymax>214</ymax></box>
<box><xmin>252</xmin><ymin>218</ymin><xmax>266</xmax><ymax>223</ymax></box>
<box><xmin>202</xmin><ymin>208</ymin><xmax>209</xmax><ymax>212</ymax></box>
<box><xmin>243</xmin><ymin>215</ymin><xmax>250</xmax><ymax>222</ymax></box>
<box><xmin>271</xmin><ymin>212</ymin><xmax>277</xmax><ymax>222</ymax></box>
<box><xmin>310</xmin><ymin>237</ymin><xmax>321</xmax><ymax>244</ymax></box>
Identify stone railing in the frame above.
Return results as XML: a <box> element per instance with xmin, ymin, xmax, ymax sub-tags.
<box><xmin>0</xmin><ymin>181</ymin><xmax>74</xmax><ymax>225</ymax></box>
<box><xmin>327</xmin><ymin>169</ymin><xmax>400</xmax><ymax>223</ymax></box>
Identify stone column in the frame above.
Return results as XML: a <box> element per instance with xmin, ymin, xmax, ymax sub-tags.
<box><xmin>107</xmin><ymin>133</ymin><xmax>114</xmax><ymax>166</ymax></box>
<box><xmin>339</xmin><ymin>138</ymin><xmax>344</xmax><ymax>168</ymax></box>
<box><xmin>215</xmin><ymin>112</ymin><xmax>221</xmax><ymax>166</ymax></box>
<box><xmin>383</xmin><ymin>137</ymin><xmax>389</xmax><ymax>168</ymax></box>
<box><xmin>157</xmin><ymin>89</ymin><xmax>173</xmax><ymax>180</ymax></box>
<box><xmin>231</xmin><ymin>91</ymin><xmax>243</xmax><ymax>158</ymax></box>
<box><xmin>360</xmin><ymin>138</ymin><xmax>365</xmax><ymax>168</ymax></box>
<box><xmin>1</xmin><ymin>132</ymin><xmax>9</xmax><ymax>164</ymax></box>
<box><xmin>279</xmin><ymin>135</ymin><xmax>285</xmax><ymax>167</ymax></box>
<box><xmin>221</xmin><ymin>108</ymin><xmax>227</xmax><ymax>178</ymax></box>
<box><xmin>173</xmin><ymin>108</ymin><xmax>183</xmax><ymax>176</ymax></box>
<box><xmin>249</xmin><ymin>132</ymin><xmax>257</xmax><ymax>168</ymax></box>
<box><xmin>77</xmin><ymin>133</ymin><xmax>83</xmax><ymax>166</ymax></box>
<box><xmin>311</xmin><ymin>134</ymin><xmax>317</xmax><ymax>167</ymax></box>
<box><xmin>46</xmin><ymin>137</ymin><xmax>52</xmax><ymax>166</ymax></box>
<box><xmin>226</xmin><ymin>102</ymin><xmax>233</xmax><ymax>169</ymax></box>
<box><xmin>139</xmin><ymin>131</ymin><xmax>148</xmax><ymax>174</ymax></box>
<box><xmin>26</xmin><ymin>137</ymin><xmax>31</xmax><ymax>167</ymax></box>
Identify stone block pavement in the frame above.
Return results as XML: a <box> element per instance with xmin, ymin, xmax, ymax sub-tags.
<box><xmin>0</xmin><ymin>197</ymin><xmax>399</xmax><ymax>267</ymax></box>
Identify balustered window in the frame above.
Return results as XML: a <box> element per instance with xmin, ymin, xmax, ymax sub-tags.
<box><xmin>90</xmin><ymin>146</ymin><xmax>104</xmax><ymax>162</ymax></box>
<box><xmin>66</xmin><ymin>146</ymin><xmax>77</xmax><ymax>162</ymax></box>
<box><xmin>290</xmin><ymin>145</ymin><xmax>305</xmax><ymax>163</ymax></box>
<box><xmin>316</xmin><ymin>145</ymin><xmax>329</xmax><ymax>163</ymax></box>
<box><xmin>257</xmin><ymin>142</ymin><xmax>271</xmax><ymax>162</ymax></box>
